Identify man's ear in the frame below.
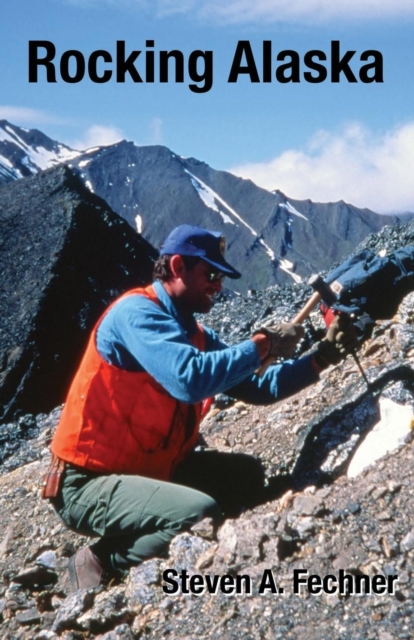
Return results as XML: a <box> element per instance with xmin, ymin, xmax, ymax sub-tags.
<box><xmin>169</xmin><ymin>254</ymin><xmax>186</xmax><ymax>279</ymax></box>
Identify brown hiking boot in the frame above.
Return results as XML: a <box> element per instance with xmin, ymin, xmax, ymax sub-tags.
<box><xmin>68</xmin><ymin>546</ymin><xmax>108</xmax><ymax>590</ymax></box>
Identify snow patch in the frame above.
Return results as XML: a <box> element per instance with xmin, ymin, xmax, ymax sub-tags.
<box><xmin>279</xmin><ymin>259</ymin><xmax>302</xmax><ymax>283</ymax></box>
<box><xmin>185</xmin><ymin>168</ymin><xmax>302</xmax><ymax>283</ymax></box>
<box><xmin>0</xmin><ymin>125</ymin><xmax>80</xmax><ymax>170</ymax></box>
<box><xmin>135</xmin><ymin>215</ymin><xmax>143</xmax><ymax>234</ymax></box>
<box><xmin>0</xmin><ymin>161</ymin><xmax>22</xmax><ymax>179</ymax></box>
<box><xmin>185</xmin><ymin>169</ymin><xmax>258</xmax><ymax>234</ymax></box>
<box><xmin>219</xmin><ymin>211</ymin><xmax>234</xmax><ymax>225</ymax></box>
<box><xmin>185</xmin><ymin>170</ymin><xmax>236</xmax><ymax>226</ymax></box>
<box><xmin>280</xmin><ymin>201</ymin><xmax>308</xmax><ymax>221</ymax></box>
<box><xmin>259</xmin><ymin>239</ymin><xmax>275</xmax><ymax>261</ymax></box>
<box><xmin>0</xmin><ymin>155</ymin><xmax>14</xmax><ymax>169</ymax></box>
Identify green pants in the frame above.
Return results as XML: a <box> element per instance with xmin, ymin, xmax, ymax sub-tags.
<box><xmin>51</xmin><ymin>464</ymin><xmax>220</xmax><ymax>573</ymax></box>
<box><xmin>51</xmin><ymin>451</ymin><xmax>265</xmax><ymax>573</ymax></box>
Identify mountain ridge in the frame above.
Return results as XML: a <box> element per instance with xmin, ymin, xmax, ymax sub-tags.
<box><xmin>1</xmin><ymin>119</ymin><xmax>412</xmax><ymax>292</ymax></box>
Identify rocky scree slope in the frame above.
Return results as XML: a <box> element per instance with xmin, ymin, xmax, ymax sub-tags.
<box><xmin>0</xmin><ymin>119</ymin><xmax>407</xmax><ymax>293</ymax></box>
<box><xmin>2</xmin><ymin>287</ymin><xmax>414</xmax><ymax>637</ymax></box>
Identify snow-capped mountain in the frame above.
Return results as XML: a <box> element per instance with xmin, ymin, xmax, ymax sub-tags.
<box><xmin>0</xmin><ymin>120</ymin><xmax>79</xmax><ymax>182</ymax></box>
<box><xmin>65</xmin><ymin>141</ymin><xmax>406</xmax><ymax>291</ymax></box>
<box><xmin>0</xmin><ymin>120</ymin><xmax>409</xmax><ymax>292</ymax></box>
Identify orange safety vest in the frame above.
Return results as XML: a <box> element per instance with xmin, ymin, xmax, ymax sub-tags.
<box><xmin>51</xmin><ymin>284</ymin><xmax>206</xmax><ymax>480</ymax></box>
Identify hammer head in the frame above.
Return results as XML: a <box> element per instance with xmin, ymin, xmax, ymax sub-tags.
<box><xmin>308</xmin><ymin>274</ymin><xmax>338</xmax><ymax>307</ymax></box>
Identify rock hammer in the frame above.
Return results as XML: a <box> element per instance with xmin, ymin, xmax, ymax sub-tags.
<box><xmin>308</xmin><ymin>274</ymin><xmax>370</xmax><ymax>387</ymax></box>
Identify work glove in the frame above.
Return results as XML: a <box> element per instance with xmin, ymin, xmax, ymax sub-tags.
<box><xmin>256</xmin><ymin>322</ymin><xmax>305</xmax><ymax>360</ymax></box>
<box><xmin>313</xmin><ymin>314</ymin><xmax>359</xmax><ymax>369</ymax></box>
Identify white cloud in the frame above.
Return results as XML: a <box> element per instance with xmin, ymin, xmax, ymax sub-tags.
<box><xmin>69</xmin><ymin>125</ymin><xmax>124</xmax><ymax>150</ymax></box>
<box><xmin>229</xmin><ymin>122</ymin><xmax>414</xmax><ymax>214</ymax></box>
<box><xmin>60</xmin><ymin>0</ymin><xmax>414</xmax><ymax>23</ymax></box>
<box><xmin>193</xmin><ymin>0</ymin><xmax>414</xmax><ymax>24</ymax></box>
<box><xmin>0</xmin><ymin>106</ymin><xmax>68</xmax><ymax>125</ymax></box>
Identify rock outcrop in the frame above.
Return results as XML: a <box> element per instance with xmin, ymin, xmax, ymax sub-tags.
<box><xmin>0</xmin><ymin>165</ymin><xmax>157</xmax><ymax>421</ymax></box>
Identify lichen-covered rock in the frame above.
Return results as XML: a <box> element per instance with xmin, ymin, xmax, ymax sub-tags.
<box><xmin>76</xmin><ymin>589</ymin><xmax>134</xmax><ymax>633</ymax></box>
<box><xmin>126</xmin><ymin>561</ymin><xmax>161</xmax><ymax>609</ymax></box>
<box><xmin>52</xmin><ymin>590</ymin><xmax>95</xmax><ymax>633</ymax></box>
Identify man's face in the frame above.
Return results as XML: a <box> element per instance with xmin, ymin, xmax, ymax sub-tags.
<box><xmin>179</xmin><ymin>259</ymin><xmax>225</xmax><ymax>314</ymax></box>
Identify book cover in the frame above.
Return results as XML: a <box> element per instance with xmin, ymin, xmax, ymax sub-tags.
<box><xmin>1</xmin><ymin>2</ymin><xmax>413</xmax><ymax>638</ymax></box>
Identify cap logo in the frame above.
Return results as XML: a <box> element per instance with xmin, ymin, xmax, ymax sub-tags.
<box><xmin>220</xmin><ymin>235</ymin><xmax>226</xmax><ymax>257</ymax></box>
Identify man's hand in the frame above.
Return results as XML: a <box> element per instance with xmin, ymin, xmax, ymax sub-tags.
<box><xmin>256</xmin><ymin>323</ymin><xmax>305</xmax><ymax>360</ymax></box>
<box><xmin>313</xmin><ymin>314</ymin><xmax>359</xmax><ymax>369</ymax></box>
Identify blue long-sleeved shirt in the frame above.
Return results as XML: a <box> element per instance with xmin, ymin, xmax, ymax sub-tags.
<box><xmin>96</xmin><ymin>280</ymin><xmax>318</xmax><ymax>405</ymax></box>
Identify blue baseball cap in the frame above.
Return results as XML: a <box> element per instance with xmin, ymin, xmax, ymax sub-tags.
<box><xmin>160</xmin><ymin>224</ymin><xmax>241</xmax><ymax>279</ymax></box>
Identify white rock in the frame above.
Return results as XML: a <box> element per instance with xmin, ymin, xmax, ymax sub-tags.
<box><xmin>347</xmin><ymin>398</ymin><xmax>413</xmax><ymax>478</ymax></box>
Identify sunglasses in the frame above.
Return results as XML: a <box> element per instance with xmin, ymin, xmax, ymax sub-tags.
<box><xmin>206</xmin><ymin>269</ymin><xmax>226</xmax><ymax>283</ymax></box>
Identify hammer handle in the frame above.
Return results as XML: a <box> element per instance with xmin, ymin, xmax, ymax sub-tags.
<box><xmin>291</xmin><ymin>291</ymin><xmax>322</xmax><ymax>324</ymax></box>
<box><xmin>256</xmin><ymin>290</ymin><xmax>322</xmax><ymax>376</ymax></box>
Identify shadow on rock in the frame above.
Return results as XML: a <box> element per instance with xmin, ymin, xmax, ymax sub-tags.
<box><xmin>172</xmin><ymin>449</ymin><xmax>294</xmax><ymax>517</ymax></box>
<box><xmin>291</xmin><ymin>362</ymin><xmax>414</xmax><ymax>490</ymax></box>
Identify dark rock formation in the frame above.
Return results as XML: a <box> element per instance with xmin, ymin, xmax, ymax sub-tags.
<box><xmin>0</xmin><ymin>165</ymin><xmax>157</xmax><ymax>421</ymax></box>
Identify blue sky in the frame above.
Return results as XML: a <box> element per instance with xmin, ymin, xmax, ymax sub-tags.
<box><xmin>2</xmin><ymin>0</ymin><xmax>414</xmax><ymax>213</ymax></box>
